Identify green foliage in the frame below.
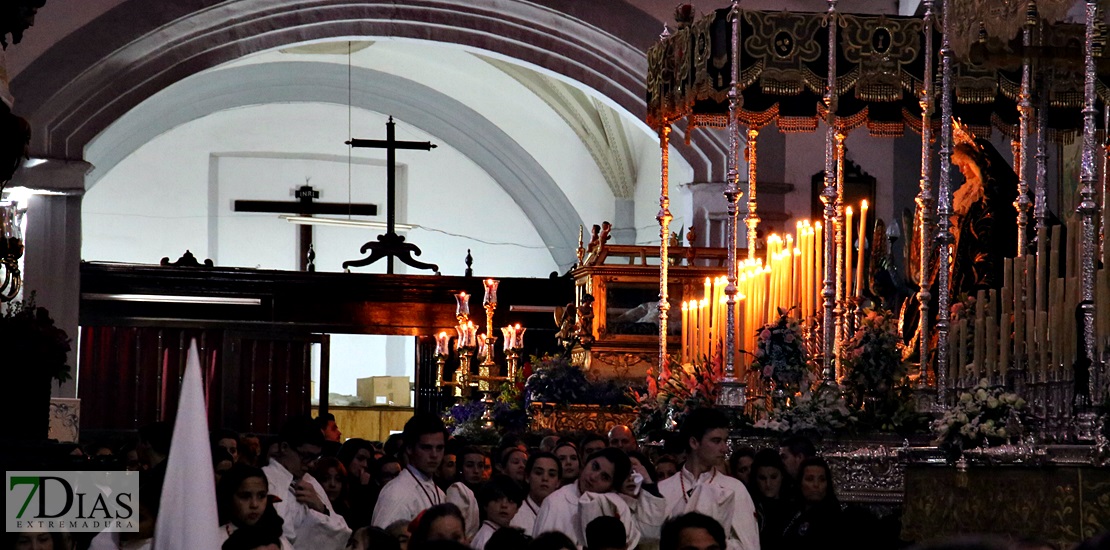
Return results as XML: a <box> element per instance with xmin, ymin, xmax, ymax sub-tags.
<box><xmin>1</xmin><ymin>294</ymin><xmax>72</xmax><ymax>385</ymax></box>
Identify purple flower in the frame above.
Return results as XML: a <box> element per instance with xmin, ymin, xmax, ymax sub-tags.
<box><xmin>784</xmin><ymin>333</ymin><xmax>795</xmax><ymax>343</ymax></box>
<box><xmin>763</xmin><ymin>365</ymin><xmax>774</xmax><ymax>377</ymax></box>
<box><xmin>760</xmin><ymin>329</ymin><xmax>772</xmax><ymax>341</ymax></box>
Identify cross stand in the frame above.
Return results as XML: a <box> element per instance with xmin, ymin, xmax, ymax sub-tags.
<box><xmin>342</xmin><ymin>116</ymin><xmax>440</xmax><ymax>274</ymax></box>
<box><xmin>234</xmin><ymin>182</ymin><xmax>378</xmax><ymax>271</ymax></box>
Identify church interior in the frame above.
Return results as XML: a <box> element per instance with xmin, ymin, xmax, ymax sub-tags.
<box><xmin>3</xmin><ymin>0</ymin><xmax>1110</xmax><ymax>548</ymax></box>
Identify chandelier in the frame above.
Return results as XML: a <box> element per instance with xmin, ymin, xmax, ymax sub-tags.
<box><xmin>0</xmin><ymin>202</ymin><xmax>22</xmax><ymax>302</ymax></box>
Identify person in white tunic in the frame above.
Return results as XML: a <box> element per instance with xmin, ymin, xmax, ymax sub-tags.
<box><xmin>470</xmin><ymin>475</ymin><xmax>523</xmax><ymax>550</ymax></box>
<box><xmin>447</xmin><ymin>445</ymin><xmax>489</xmax><ymax>539</ymax></box>
<box><xmin>658</xmin><ymin>408</ymin><xmax>760</xmax><ymax>550</ymax></box>
<box><xmin>509</xmin><ymin>451</ymin><xmax>561</xmax><ymax>534</ymax></box>
<box><xmin>371</xmin><ymin>413</ymin><xmax>449</xmax><ymax>529</ymax></box>
<box><xmin>263</xmin><ymin>417</ymin><xmax>351</xmax><ymax>550</ymax></box>
<box><xmin>216</xmin><ymin>463</ymin><xmax>294</xmax><ymax>549</ymax></box>
<box><xmin>532</xmin><ymin>447</ymin><xmax>647</xmax><ymax>548</ymax></box>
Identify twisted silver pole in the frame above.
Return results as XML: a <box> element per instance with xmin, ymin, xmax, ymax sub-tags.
<box><xmin>718</xmin><ymin>2</ymin><xmax>746</xmax><ymax>407</ymax></box>
<box><xmin>820</xmin><ymin>0</ymin><xmax>839</xmax><ymax>381</ymax></box>
<box><xmin>658</xmin><ymin>124</ymin><xmax>672</xmax><ymax>373</ymax></box>
<box><xmin>1015</xmin><ymin>5</ymin><xmax>1035</xmax><ymax>256</ymax></box>
<box><xmin>1078</xmin><ymin>0</ymin><xmax>1101</xmax><ymax>407</ymax></box>
<box><xmin>917</xmin><ymin>0</ymin><xmax>935</xmax><ymax>387</ymax></box>
<box><xmin>935</xmin><ymin>0</ymin><xmax>955</xmax><ymax>406</ymax></box>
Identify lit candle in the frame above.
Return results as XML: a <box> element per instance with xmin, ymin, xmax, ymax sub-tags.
<box><xmin>785</xmin><ymin>233</ymin><xmax>795</xmax><ymax>310</ymax></box>
<box><xmin>793</xmin><ymin>246</ymin><xmax>802</xmax><ymax>312</ymax></box>
<box><xmin>501</xmin><ymin>326</ymin><xmax>514</xmax><ymax>351</ymax></box>
<box><xmin>856</xmin><ymin>200</ymin><xmax>868</xmax><ymax>298</ymax></box>
<box><xmin>483</xmin><ymin>279</ymin><xmax>499</xmax><ymax>306</ymax></box>
<box><xmin>477</xmin><ymin>334</ymin><xmax>489</xmax><ymax>361</ymax></box>
<box><xmin>845</xmin><ymin>206</ymin><xmax>854</xmax><ymax>300</ymax></box>
<box><xmin>455</xmin><ymin>292</ymin><xmax>470</xmax><ymax>318</ymax></box>
<box><xmin>814</xmin><ymin>222</ymin><xmax>823</xmax><ymax>315</ymax></box>
<box><xmin>435</xmin><ymin>331</ymin><xmax>451</xmax><ymax>356</ymax></box>
<box><xmin>681</xmin><ymin>301</ymin><xmax>690</xmax><ymax>362</ymax></box>
<box><xmin>512</xmin><ymin>324</ymin><xmax>525</xmax><ymax>349</ymax></box>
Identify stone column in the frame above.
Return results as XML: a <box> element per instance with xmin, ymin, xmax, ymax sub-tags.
<box><xmin>14</xmin><ymin>158</ymin><xmax>90</xmax><ymax>399</ymax></box>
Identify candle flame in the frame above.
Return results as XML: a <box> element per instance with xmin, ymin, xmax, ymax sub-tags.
<box><xmin>861</xmin><ymin>199</ymin><xmax>869</xmax><ymax>210</ymax></box>
<box><xmin>846</xmin><ymin>206</ymin><xmax>853</xmax><ymax>215</ymax></box>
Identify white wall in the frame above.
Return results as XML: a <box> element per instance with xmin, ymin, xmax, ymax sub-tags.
<box><xmin>228</xmin><ymin>40</ymin><xmax>620</xmax><ymax>236</ymax></box>
<box><xmin>83</xmin><ymin>103</ymin><xmax>558</xmax><ymax>277</ymax></box>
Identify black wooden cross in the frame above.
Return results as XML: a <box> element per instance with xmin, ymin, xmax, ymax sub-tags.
<box><xmin>342</xmin><ymin>116</ymin><xmax>440</xmax><ymax>274</ymax></box>
<box><xmin>234</xmin><ymin>183</ymin><xmax>377</xmax><ymax>271</ymax></box>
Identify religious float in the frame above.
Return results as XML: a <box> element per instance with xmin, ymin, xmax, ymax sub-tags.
<box><xmin>629</xmin><ymin>0</ymin><xmax>1110</xmax><ymax>544</ymax></box>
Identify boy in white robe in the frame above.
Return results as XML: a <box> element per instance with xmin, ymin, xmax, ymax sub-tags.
<box><xmin>509</xmin><ymin>451</ymin><xmax>561</xmax><ymax>534</ymax></box>
<box><xmin>534</xmin><ymin>447</ymin><xmax>659</xmax><ymax>549</ymax></box>
<box><xmin>371</xmin><ymin>414</ymin><xmax>449</xmax><ymax>529</ymax></box>
<box><xmin>263</xmin><ymin>416</ymin><xmax>351</xmax><ymax>550</ymax></box>
<box><xmin>470</xmin><ymin>475</ymin><xmax>522</xmax><ymax>550</ymax></box>
<box><xmin>447</xmin><ymin>445</ymin><xmax>489</xmax><ymax>538</ymax></box>
<box><xmin>658</xmin><ymin>408</ymin><xmax>760</xmax><ymax>550</ymax></box>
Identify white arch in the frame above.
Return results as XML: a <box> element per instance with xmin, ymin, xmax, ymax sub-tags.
<box><xmin>13</xmin><ymin>0</ymin><xmax>724</xmax><ymax>181</ymax></box>
<box><xmin>87</xmin><ymin>62</ymin><xmax>586</xmax><ymax>270</ymax></box>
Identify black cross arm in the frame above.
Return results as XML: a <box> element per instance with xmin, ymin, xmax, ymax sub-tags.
<box><xmin>346</xmin><ymin>138</ymin><xmax>437</xmax><ymax>151</ymax></box>
<box><xmin>234</xmin><ymin>200</ymin><xmax>378</xmax><ymax>216</ymax></box>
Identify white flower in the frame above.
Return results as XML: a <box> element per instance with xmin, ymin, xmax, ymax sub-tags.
<box><xmin>987</xmin><ymin>397</ymin><xmax>999</xmax><ymax>409</ymax></box>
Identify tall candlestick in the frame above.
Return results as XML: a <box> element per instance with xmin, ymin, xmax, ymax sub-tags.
<box><xmin>856</xmin><ymin>200</ymin><xmax>868</xmax><ymax>298</ymax></box>
<box><xmin>845</xmin><ymin>206</ymin><xmax>854</xmax><ymax>301</ymax></box>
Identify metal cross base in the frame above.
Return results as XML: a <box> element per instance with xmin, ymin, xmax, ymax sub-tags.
<box><xmin>342</xmin><ymin>231</ymin><xmax>440</xmax><ymax>274</ymax></box>
<box><xmin>716</xmin><ymin>379</ymin><xmax>747</xmax><ymax>408</ymax></box>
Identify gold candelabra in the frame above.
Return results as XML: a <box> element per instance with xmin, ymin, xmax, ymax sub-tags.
<box><xmin>439</xmin><ymin>281</ymin><xmax>526</xmax><ymax>411</ymax></box>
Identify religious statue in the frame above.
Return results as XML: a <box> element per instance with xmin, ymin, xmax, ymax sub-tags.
<box><xmin>948</xmin><ymin>121</ymin><xmax>1021</xmax><ymax>295</ymax></box>
<box><xmin>574</xmin><ymin>294</ymin><xmax>595</xmax><ymax>346</ymax></box>
<box><xmin>899</xmin><ymin>121</ymin><xmax>1024</xmax><ymax>361</ymax></box>
<box><xmin>555</xmin><ymin>302</ymin><xmax>576</xmax><ymax>349</ymax></box>
<box><xmin>581</xmin><ymin>221</ymin><xmax>613</xmax><ymax>266</ymax></box>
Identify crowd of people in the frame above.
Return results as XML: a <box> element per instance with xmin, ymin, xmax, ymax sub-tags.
<box><xmin>11</xmin><ymin>409</ymin><xmax>1089</xmax><ymax>550</ymax></box>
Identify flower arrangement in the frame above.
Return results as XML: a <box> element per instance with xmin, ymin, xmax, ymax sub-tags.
<box><xmin>1</xmin><ymin>294</ymin><xmax>72</xmax><ymax>385</ymax></box>
<box><xmin>524</xmin><ymin>354</ymin><xmax>632</xmax><ymax>407</ymax></box>
<box><xmin>750</xmin><ymin>383</ymin><xmax>856</xmax><ymax>436</ymax></box>
<box><xmin>933</xmin><ymin>378</ymin><xmax>1027</xmax><ymax>455</ymax></box>
<box><xmin>841</xmin><ymin>308</ymin><xmax>907</xmax><ymax>406</ymax></box>
<box><xmin>750</xmin><ymin>311</ymin><xmax>815</xmax><ymax>395</ymax></box>
<box><xmin>444</xmin><ymin>401</ymin><xmax>500</xmax><ymax>445</ymax></box>
<box><xmin>633</xmin><ymin>353</ymin><xmax>723</xmax><ymax>436</ymax></box>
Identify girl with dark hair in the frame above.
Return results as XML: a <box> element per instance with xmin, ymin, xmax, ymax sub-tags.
<box><xmin>216</xmin><ymin>464</ymin><xmax>291</xmax><ymax>549</ymax></box>
<box><xmin>471</xmin><ymin>476</ymin><xmax>524</xmax><ymax>550</ymax></box>
<box><xmin>552</xmin><ymin>441</ymin><xmax>580</xmax><ymax>486</ymax></box>
<box><xmin>510</xmin><ymin>452</ymin><xmax>562</xmax><ymax>534</ymax></box>
<box><xmin>728</xmin><ymin>446</ymin><xmax>756</xmax><ymax>485</ymax></box>
<box><xmin>408</xmin><ymin>503</ymin><xmax>467</xmax><ymax>548</ymax></box>
<box><xmin>533</xmin><ymin>447</ymin><xmax>659</xmax><ymax>549</ymax></box>
<box><xmin>309</xmin><ymin>457</ymin><xmax>352</xmax><ymax>524</ymax></box>
<box><xmin>499</xmin><ymin>448</ymin><xmax>529</xmax><ymax>488</ymax></box>
<box><xmin>781</xmin><ymin>457</ymin><xmax>843</xmax><ymax>546</ymax></box>
<box><xmin>747</xmin><ymin>449</ymin><xmax>792</xmax><ymax>550</ymax></box>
